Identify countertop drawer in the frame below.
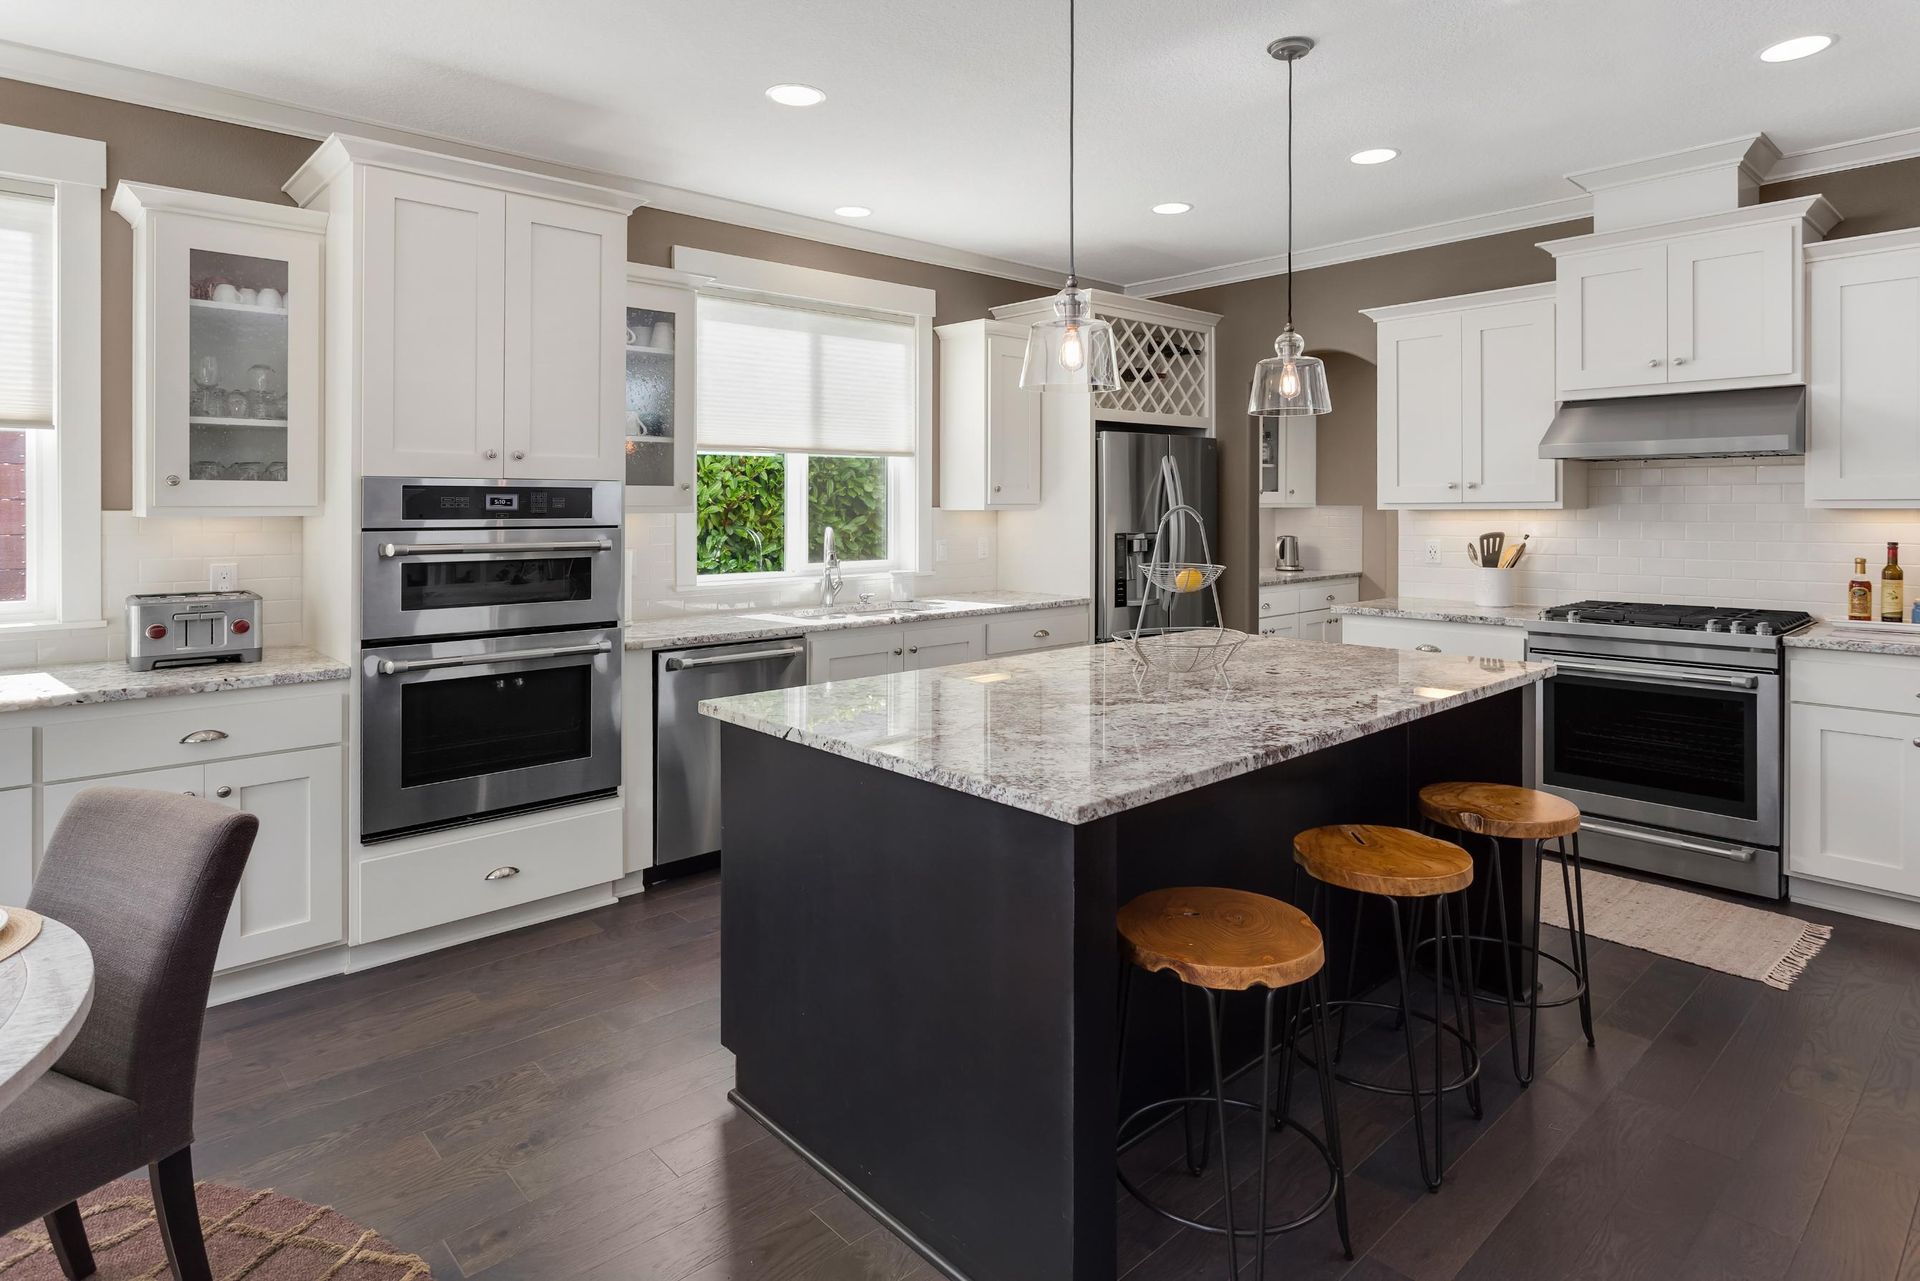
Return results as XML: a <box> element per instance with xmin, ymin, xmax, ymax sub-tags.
<box><xmin>985</xmin><ymin>607</ymin><xmax>1090</xmax><ymax>656</ymax></box>
<box><xmin>358</xmin><ymin>801</ymin><xmax>622</xmax><ymax>943</ymax></box>
<box><xmin>0</xmin><ymin>726</ymin><xmax>29</xmax><ymax>789</ymax></box>
<box><xmin>1339</xmin><ymin>615</ymin><xmax>1528</xmax><ymax>661</ymax></box>
<box><xmin>1790</xmin><ymin>649</ymin><xmax>1920</xmax><ymax>715</ymax></box>
<box><xmin>1259</xmin><ymin>579</ymin><xmax>1359</xmax><ymax>619</ymax></box>
<box><xmin>40</xmin><ymin>690</ymin><xmax>343</xmax><ymax>783</ymax></box>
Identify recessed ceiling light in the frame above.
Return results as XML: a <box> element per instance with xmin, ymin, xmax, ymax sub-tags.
<box><xmin>834</xmin><ymin>206</ymin><xmax>872</xmax><ymax>218</ymax></box>
<box><xmin>1759</xmin><ymin>34</ymin><xmax>1832</xmax><ymax>62</ymax></box>
<box><xmin>1151</xmin><ymin>201</ymin><xmax>1193</xmax><ymax>215</ymax></box>
<box><xmin>765</xmin><ymin>83</ymin><xmax>826</xmax><ymax>107</ymax></box>
<box><xmin>1349</xmin><ymin>148</ymin><xmax>1399</xmax><ymax>166</ymax></box>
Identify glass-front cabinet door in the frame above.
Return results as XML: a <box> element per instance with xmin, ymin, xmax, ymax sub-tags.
<box><xmin>623</xmin><ymin>266</ymin><xmax>701</xmax><ymax>512</ymax></box>
<box><xmin>113</xmin><ymin>183</ymin><xmax>325</xmax><ymax>515</ymax></box>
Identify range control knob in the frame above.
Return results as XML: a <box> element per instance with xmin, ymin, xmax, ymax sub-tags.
<box><xmin>1754</xmin><ymin>620</ymin><xmax>1776</xmax><ymax>635</ymax></box>
<box><xmin>1704</xmin><ymin>617</ymin><xmax>1729</xmax><ymax>632</ymax></box>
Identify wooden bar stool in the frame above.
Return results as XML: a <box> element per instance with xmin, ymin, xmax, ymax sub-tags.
<box><xmin>1417</xmin><ymin>782</ymin><xmax>1591</xmax><ymax>1087</ymax></box>
<box><xmin>1117</xmin><ymin>888</ymin><xmax>1352</xmax><ymax>1279</ymax></box>
<box><xmin>1291</xmin><ymin>825</ymin><xmax>1481</xmax><ymax>1193</ymax></box>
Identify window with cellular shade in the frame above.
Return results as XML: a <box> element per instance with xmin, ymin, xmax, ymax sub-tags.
<box><xmin>0</xmin><ymin>188</ymin><xmax>53</xmax><ymax>430</ymax></box>
<box><xmin>697</xmin><ymin>295</ymin><xmax>914</xmax><ymax>457</ymax></box>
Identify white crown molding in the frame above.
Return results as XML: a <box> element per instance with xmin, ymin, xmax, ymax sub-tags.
<box><xmin>1124</xmin><ymin>194</ymin><xmax>1592</xmax><ymax>299</ymax></box>
<box><xmin>112</xmin><ymin>179</ymin><xmax>327</xmax><ymax>231</ymax></box>
<box><xmin>1360</xmin><ymin>281</ymin><xmax>1553</xmax><ymax>324</ymax></box>
<box><xmin>1769</xmin><ymin>124</ymin><xmax>1920</xmax><ymax>181</ymax></box>
<box><xmin>1564</xmin><ymin>133</ymin><xmax>1782</xmax><ymax>195</ymax></box>
<box><xmin>0</xmin><ymin>38</ymin><xmax>1068</xmax><ymax>290</ymax></box>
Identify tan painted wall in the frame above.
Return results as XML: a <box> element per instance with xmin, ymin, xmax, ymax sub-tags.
<box><xmin>1168</xmin><ymin>155</ymin><xmax>1920</xmax><ymax>630</ymax></box>
<box><xmin>0</xmin><ymin>77</ymin><xmax>1047</xmax><ymax>511</ymax></box>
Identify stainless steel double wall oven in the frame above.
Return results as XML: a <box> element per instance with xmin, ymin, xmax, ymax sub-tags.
<box><xmin>359</xmin><ymin>477</ymin><xmax>623</xmax><ymax>842</ymax></box>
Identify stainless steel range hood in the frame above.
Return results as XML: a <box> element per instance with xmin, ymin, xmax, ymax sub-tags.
<box><xmin>1539</xmin><ymin>385</ymin><xmax>1806</xmax><ymax>461</ymax></box>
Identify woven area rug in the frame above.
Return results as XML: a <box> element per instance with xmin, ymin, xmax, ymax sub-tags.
<box><xmin>1541</xmin><ymin>865</ymin><xmax>1831</xmax><ymax>990</ymax></box>
<box><xmin>0</xmin><ymin>1178</ymin><xmax>433</xmax><ymax>1279</ymax></box>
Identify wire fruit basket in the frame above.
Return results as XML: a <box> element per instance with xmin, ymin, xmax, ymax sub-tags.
<box><xmin>1116</xmin><ymin>497</ymin><xmax>1248</xmax><ymax>674</ymax></box>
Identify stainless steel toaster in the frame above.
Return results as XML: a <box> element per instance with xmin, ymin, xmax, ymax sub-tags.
<box><xmin>126</xmin><ymin>590</ymin><xmax>264</xmax><ymax>671</ymax></box>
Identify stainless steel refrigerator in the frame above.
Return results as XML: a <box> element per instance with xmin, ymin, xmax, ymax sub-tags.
<box><xmin>1096</xmin><ymin>427</ymin><xmax>1219</xmax><ymax>641</ymax></box>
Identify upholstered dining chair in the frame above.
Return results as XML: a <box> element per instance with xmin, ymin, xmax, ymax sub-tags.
<box><xmin>1</xmin><ymin>787</ymin><xmax>258</xmax><ymax>1281</ymax></box>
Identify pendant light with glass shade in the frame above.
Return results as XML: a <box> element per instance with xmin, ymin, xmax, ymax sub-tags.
<box><xmin>1021</xmin><ymin>0</ymin><xmax>1118</xmax><ymax>391</ymax></box>
<box><xmin>1249</xmin><ymin>37</ymin><xmax>1332</xmax><ymax>416</ymax></box>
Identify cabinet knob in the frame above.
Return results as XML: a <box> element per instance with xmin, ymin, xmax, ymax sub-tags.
<box><xmin>680</xmin><ymin>482</ymin><xmax>691</xmax><ymax>491</ymax></box>
<box><xmin>1446</xmin><ymin>482</ymin><xmax>1459</xmax><ymax>490</ymax></box>
<box><xmin>1672</xmin><ymin>357</ymin><xmax>1687</xmax><ymax>366</ymax></box>
<box><xmin>1415</xmin><ymin>644</ymin><xmax>1441</xmax><ymax>653</ymax></box>
<box><xmin>1647</xmin><ymin>358</ymin><xmax>1661</xmax><ymax>368</ymax></box>
<box><xmin>511</xmin><ymin>450</ymin><xmax>526</xmax><ymax>461</ymax></box>
<box><xmin>1466</xmin><ymin>481</ymin><xmax>1479</xmax><ymax>489</ymax></box>
<box><xmin>892</xmin><ymin>648</ymin><xmax>903</xmax><ymax>656</ymax></box>
<box><xmin>484</xmin><ymin>449</ymin><xmax>499</xmax><ymax>460</ymax></box>
<box><xmin>1325</xmin><ymin>593</ymin><xmax>1335</xmax><ymax>601</ymax></box>
<box><xmin>907</xmin><ymin>645</ymin><xmax>919</xmax><ymax>654</ymax></box>
<box><xmin>1287</xmin><ymin>489</ymin><xmax>1295</xmax><ymax>495</ymax></box>
<box><xmin>484</xmin><ymin>866</ymin><xmax>520</xmax><ymax>881</ymax></box>
<box><xmin>993</xmin><ymin>484</ymin><xmax>1002</xmax><ymax>493</ymax></box>
<box><xmin>1261</xmin><ymin>602</ymin><xmax>1272</xmax><ymax>612</ymax></box>
<box><xmin>181</xmin><ymin>790</ymin><xmax>196</xmax><ymax>797</ymax></box>
<box><xmin>215</xmin><ymin>785</ymin><xmax>233</xmax><ymax>799</ymax></box>
<box><xmin>165</xmin><ymin>474</ymin><xmax>181</xmax><ymax>487</ymax></box>
<box><xmin>1033</xmin><ymin>628</ymin><xmax>1050</xmax><ymax>638</ymax></box>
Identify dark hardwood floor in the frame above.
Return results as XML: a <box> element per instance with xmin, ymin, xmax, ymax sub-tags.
<box><xmin>194</xmin><ymin>872</ymin><xmax>1920</xmax><ymax>1280</ymax></box>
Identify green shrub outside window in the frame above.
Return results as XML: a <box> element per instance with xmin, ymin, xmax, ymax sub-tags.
<box><xmin>695</xmin><ymin>453</ymin><xmax>890</xmax><ymax>576</ymax></box>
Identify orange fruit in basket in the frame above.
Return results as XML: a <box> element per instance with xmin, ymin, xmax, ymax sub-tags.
<box><xmin>1173</xmin><ymin>567</ymin><xmax>1205</xmax><ymax>593</ymax></box>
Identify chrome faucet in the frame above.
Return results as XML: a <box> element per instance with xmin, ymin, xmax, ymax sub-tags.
<box><xmin>820</xmin><ymin>525</ymin><xmax>844</xmax><ymax>607</ymax></box>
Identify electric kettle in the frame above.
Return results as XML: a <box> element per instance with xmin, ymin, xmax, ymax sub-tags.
<box><xmin>1274</xmin><ymin>535</ymin><xmax>1302</xmax><ymax>572</ymax></box>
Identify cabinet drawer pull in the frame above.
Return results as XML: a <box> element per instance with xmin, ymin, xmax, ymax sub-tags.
<box><xmin>1672</xmin><ymin>356</ymin><xmax>1687</xmax><ymax>366</ymax></box>
<box><xmin>511</xmin><ymin>450</ymin><xmax>526</xmax><ymax>461</ymax></box>
<box><xmin>1324</xmin><ymin>593</ymin><xmax>1336</xmax><ymax>602</ymax></box>
<box><xmin>892</xmin><ymin>648</ymin><xmax>903</xmax><ymax>656</ymax></box>
<box><xmin>484</xmin><ymin>866</ymin><xmax>520</xmax><ymax>881</ymax></box>
<box><xmin>180</xmin><ymin>729</ymin><xmax>229</xmax><ymax>745</ymax></box>
<box><xmin>1261</xmin><ymin>602</ymin><xmax>1272</xmax><ymax>612</ymax></box>
<box><xmin>1446</xmin><ymin>482</ymin><xmax>1458</xmax><ymax>490</ymax></box>
<box><xmin>1415</xmin><ymin>644</ymin><xmax>1441</xmax><ymax>653</ymax></box>
<box><xmin>165</xmin><ymin>474</ymin><xmax>181</xmax><ymax>487</ymax></box>
<box><xmin>907</xmin><ymin>645</ymin><xmax>919</xmax><ymax>654</ymax></box>
<box><xmin>483</xmin><ymin>448</ymin><xmax>499</xmax><ymax>460</ymax></box>
<box><xmin>214</xmin><ymin>785</ymin><xmax>233</xmax><ymax>799</ymax></box>
<box><xmin>181</xmin><ymin>790</ymin><xmax>196</xmax><ymax>797</ymax></box>
<box><xmin>1033</xmin><ymin>628</ymin><xmax>1050</xmax><ymax>638</ymax></box>
<box><xmin>1647</xmin><ymin>358</ymin><xmax>1661</xmax><ymax>368</ymax></box>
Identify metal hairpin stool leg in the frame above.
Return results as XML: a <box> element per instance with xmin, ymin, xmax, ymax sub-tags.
<box><xmin>1416</xmin><ymin>783</ymin><xmax>1592</xmax><ymax>1086</ymax></box>
<box><xmin>1117</xmin><ymin>888</ymin><xmax>1352</xmax><ymax>1279</ymax></box>
<box><xmin>1290</xmin><ymin>825</ymin><xmax>1481</xmax><ymax>1194</ymax></box>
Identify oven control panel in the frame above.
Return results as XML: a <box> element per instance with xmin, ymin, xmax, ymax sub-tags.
<box><xmin>402</xmin><ymin>484</ymin><xmax>592</xmax><ymax>522</ymax></box>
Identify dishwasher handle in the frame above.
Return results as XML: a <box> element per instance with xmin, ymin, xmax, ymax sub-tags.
<box><xmin>664</xmin><ymin>644</ymin><xmax>805</xmax><ymax>671</ymax></box>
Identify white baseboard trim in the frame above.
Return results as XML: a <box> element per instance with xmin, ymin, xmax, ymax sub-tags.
<box><xmin>1788</xmin><ymin>876</ymin><xmax>1920</xmax><ymax>931</ymax></box>
<box><xmin>612</xmin><ymin>869</ymin><xmax>650</xmax><ymax>898</ymax></box>
<box><xmin>206</xmin><ymin>882</ymin><xmax>619</xmax><ymax>1005</ymax></box>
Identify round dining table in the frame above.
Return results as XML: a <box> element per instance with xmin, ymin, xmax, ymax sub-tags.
<box><xmin>0</xmin><ymin>916</ymin><xmax>95</xmax><ymax>1114</ymax></box>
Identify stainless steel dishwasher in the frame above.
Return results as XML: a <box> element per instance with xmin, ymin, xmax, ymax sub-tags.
<box><xmin>654</xmin><ymin>636</ymin><xmax>808</xmax><ymax>873</ymax></box>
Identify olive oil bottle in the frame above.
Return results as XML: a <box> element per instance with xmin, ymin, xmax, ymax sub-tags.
<box><xmin>1883</xmin><ymin>543</ymin><xmax>1905</xmax><ymax>623</ymax></box>
<box><xmin>1849</xmin><ymin>558</ymin><xmax>1873</xmax><ymax>622</ymax></box>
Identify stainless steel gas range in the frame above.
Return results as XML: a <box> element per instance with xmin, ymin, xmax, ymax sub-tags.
<box><xmin>1525</xmin><ymin>600</ymin><xmax>1814</xmax><ymax>899</ymax></box>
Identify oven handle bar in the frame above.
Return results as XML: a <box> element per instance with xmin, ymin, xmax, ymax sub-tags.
<box><xmin>1579</xmin><ymin>817</ymin><xmax>1756</xmax><ymax>863</ymax></box>
<box><xmin>376</xmin><ymin>639</ymin><xmax>612</xmax><ymax>676</ymax></box>
<box><xmin>1546</xmin><ymin>657</ymin><xmax>1758</xmax><ymax>690</ymax></box>
<box><xmin>664</xmin><ymin>645</ymin><xmax>806</xmax><ymax>671</ymax></box>
<box><xmin>377</xmin><ymin>538</ymin><xmax>614</xmax><ymax>558</ymax></box>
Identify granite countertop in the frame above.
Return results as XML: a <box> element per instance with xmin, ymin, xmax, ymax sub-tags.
<box><xmin>1785</xmin><ymin>621</ymin><xmax>1920</xmax><ymax>658</ymax></box>
<box><xmin>0</xmin><ymin>646</ymin><xmax>350</xmax><ymax>715</ymax></box>
<box><xmin>624</xmin><ymin>591</ymin><xmax>1089</xmax><ymax>651</ymax></box>
<box><xmin>1331</xmin><ymin>597</ymin><xmax>1543</xmax><ymax>628</ymax></box>
<box><xmin>702</xmin><ymin>637</ymin><xmax>1551</xmax><ymax>825</ymax></box>
<box><xmin>1258</xmin><ymin>569</ymin><xmax>1361</xmax><ymax>587</ymax></box>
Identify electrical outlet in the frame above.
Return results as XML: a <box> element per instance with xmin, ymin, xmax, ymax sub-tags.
<box><xmin>1424</xmin><ymin>540</ymin><xmax>1442</xmax><ymax>566</ymax></box>
<box><xmin>975</xmin><ymin>535</ymin><xmax>990</xmax><ymax>560</ymax></box>
<box><xmin>935</xmin><ymin>539</ymin><xmax>949</xmax><ymax>563</ymax></box>
<box><xmin>208</xmin><ymin>562</ymin><xmax>239</xmax><ymax>592</ymax></box>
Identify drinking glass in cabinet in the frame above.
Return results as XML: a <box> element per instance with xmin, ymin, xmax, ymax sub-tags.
<box><xmin>189</xmin><ymin>247</ymin><xmax>290</xmax><ymax>483</ymax></box>
<box><xmin>625</xmin><ymin>305</ymin><xmax>676</xmax><ymax>488</ymax></box>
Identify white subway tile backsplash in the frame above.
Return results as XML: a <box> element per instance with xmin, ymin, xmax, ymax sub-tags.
<box><xmin>1394</xmin><ymin>458</ymin><xmax>1920</xmax><ymax>619</ymax></box>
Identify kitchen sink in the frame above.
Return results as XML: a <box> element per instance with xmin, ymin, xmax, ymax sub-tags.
<box><xmin>781</xmin><ymin>600</ymin><xmax>951</xmax><ymax>619</ymax></box>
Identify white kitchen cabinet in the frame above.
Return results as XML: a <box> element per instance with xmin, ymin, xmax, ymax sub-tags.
<box><xmin>1296</xmin><ymin>609</ymin><xmax>1338</xmax><ymax>644</ymax></box>
<box><xmin>359</xmin><ymin>166</ymin><xmax>506</xmax><ymax>478</ymax></box>
<box><xmin>985</xmin><ymin>606</ymin><xmax>1090</xmax><ymax>655</ymax></box>
<box><xmin>1258</xmin><ymin>614</ymin><xmax>1299</xmax><ymax>638</ymax></box>
<box><xmin>937</xmin><ymin>320</ymin><xmax>1042</xmax><ymax>509</ymax></box>
<box><xmin>1338</xmin><ymin>614</ymin><xmax>1528</xmax><ymax>661</ymax></box>
<box><xmin>1257</xmin><ymin>578</ymin><xmax>1357</xmax><ymax>641</ymax></box>
<box><xmin>903</xmin><ymin>622</ymin><xmax>986</xmax><ymax>670</ymax></box>
<box><xmin>1258</xmin><ymin>418</ymin><xmax>1316</xmax><ymax>507</ymax></box>
<box><xmin>1368</xmin><ymin>286</ymin><xmax>1578</xmax><ymax>510</ymax></box>
<box><xmin>0</xmin><ymin>788</ymin><xmax>32</xmax><ymax>905</ymax></box>
<box><xmin>623</xmin><ymin>266</ymin><xmax>706</xmax><ymax>512</ymax></box>
<box><xmin>1805</xmin><ymin>229</ymin><xmax>1920</xmax><ymax>508</ymax></box>
<box><xmin>1789</xmin><ymin>701</ymin><xmax>1920</xmax><ymax>900</ymax></box>
<box><xmin>41</xmin><ymin>746</ymin><xmax>344</xmax><ymax>972</ymax></box>
<box><xmin>286</xmin><ymin>135</ymin><xmax>640</xmax><ymax>483</ymax></box>
<box><xmin>809</xmin><ymin>626</ymin><xmax>910</xmax><ymax>682</ymax></box>
<box><xmin>113</xmin><ymin>183</ymin><xmax>326</xmax><ymax>515</ymax></box>
<box><xmin>502</xmin><ymin>195</ymin><xmax>627</xmax><ymax>480</ymax></box>
<box><xmin>1540</xmin><ymin>198</ymin><xmax>1836</xmax><ymax>399</ymax></box>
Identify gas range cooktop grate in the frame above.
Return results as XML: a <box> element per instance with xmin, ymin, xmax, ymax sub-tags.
<box><xmin>1540</xmin><ymin>600</ymin><xmax>1814</xmax><ymax>636</ymax></box>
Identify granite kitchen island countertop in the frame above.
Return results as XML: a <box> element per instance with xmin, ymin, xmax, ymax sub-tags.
<box><xmin>702</xmin><ymin>635</ymin><xmax>1551</xmax><ymax>824</ymax></box>
<box><xmin>0</xmin><ymin>647</ymin><xmax>349</xmax><ymax>715</ymax></box>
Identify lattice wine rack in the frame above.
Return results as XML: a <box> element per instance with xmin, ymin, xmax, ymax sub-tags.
<box><xmin>1095</xmin><ymin>316</ymin><xmax>1211</xmax><ymax>426</ymax></box>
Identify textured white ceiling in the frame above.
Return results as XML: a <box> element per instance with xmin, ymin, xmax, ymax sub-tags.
<box><xmin>5</xmin><ymin>0</ymin><xmax>1917</xmax><ymax>286</ymax></box>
